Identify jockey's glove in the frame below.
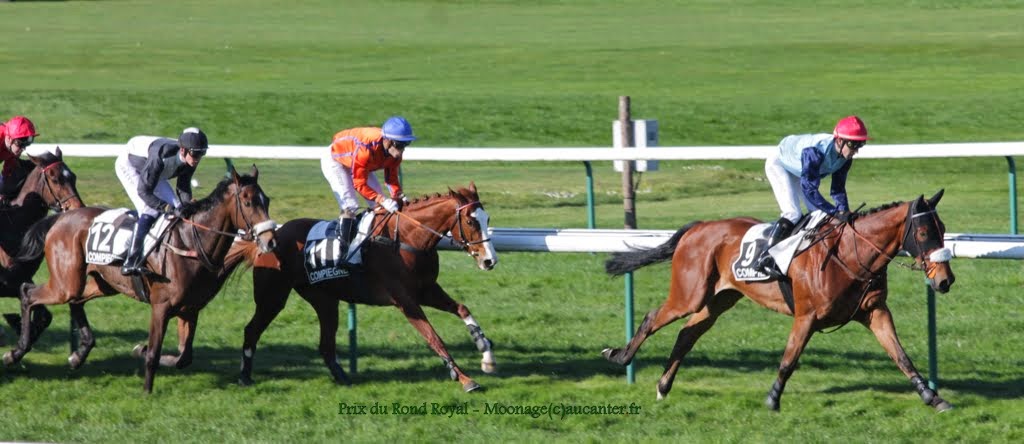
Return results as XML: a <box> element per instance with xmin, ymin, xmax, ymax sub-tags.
<box><xmin>833</xmin><ymin>210</ymin><xmax>854</xmax><ymax>223</ymax></box>
<box><xmin>162</xmin><ymin>203</ymin><xmax>183</xmax><ymax>218</ymax></box>
<box><xmin>380</xmin><ymin>198</ymin><xmax>399</xmax><ymax>213</ymax></box>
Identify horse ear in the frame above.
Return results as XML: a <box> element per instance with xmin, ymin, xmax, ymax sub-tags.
<box><xmin>927</xmin><ymin>189</ymin><xmax>945</xmax><ymax>207</ymax></box>
<box><xmin>55</xmin><ymin>146</ymin><xmax>63</xmax><ymax>160</ymax></box>
<box><xmin>447</xmin><ymin>186</ymin><xmax>456</xmax><ymax>197</ymax></box>
<box><xmin>469</xmin><ymin>181</ymin><xmax>477</xmax><ymax>193</ymax></box>
<box><xmin>249</xmin><ymin>164</ymin><xmax>259</xmax><ymax>180</ymax></box>
<box><xmin>230</xmin><ymin>165</ymin><xmax>241</xmax><ymax>185</ymax></box>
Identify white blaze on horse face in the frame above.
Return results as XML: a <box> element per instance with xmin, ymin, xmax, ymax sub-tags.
<box><xmin>472</xmin><ymin>207</ymin><xmax>498</xmax><ymax>268</ymax></box>
<box><xmin>929</xmin><ymin>248</ymin><xmax>952</xmax><ymax>263</ymax></box>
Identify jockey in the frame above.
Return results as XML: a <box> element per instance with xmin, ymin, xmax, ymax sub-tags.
<box><xmin>321</xmin><ymin>116</ymin><xmax>416</xmax><ymax>256</ymax></box>
<box><xmin>0</xmin><ymin>116</ymin><xmax>39</xmax><ymax>202</ymax></box>
<box><xmin>757</xmin><ymin>115</ymin><xmax>869</xmax><ymax>276</ymax></box>
<box><xmin>115</xmin><ymin>127</ymin><xmax>208</xmax><ymax>275</ymax></box>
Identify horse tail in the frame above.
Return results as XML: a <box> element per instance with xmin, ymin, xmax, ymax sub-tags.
<box><xmin>605</xmin><ymin>221</ymin><xmax>700</xmax><ymax>276</ymax></box>
<box><xmin>14</xmin><ymin>214</ymin><xmax>60</xmax><ymax>264</ymax></box>
<box><xmin>0</xmin><ymin>214</ymin><xmax>61</xmax><ymax>286</ymax></box>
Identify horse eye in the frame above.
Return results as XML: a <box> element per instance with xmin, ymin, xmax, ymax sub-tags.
<box><xmin>916</xmin><ymin>227</ymin><xmax>929</xmax><ymax>241</ymax></box>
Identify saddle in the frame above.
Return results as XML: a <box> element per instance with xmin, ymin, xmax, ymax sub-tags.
<box><xmin>731</xmin><ymin>211</ymin><xmax>829</xmax><ymax>282</ymax></box>
<box><xmin>302</xmin><ymin>211</ymin><xmax>375</xmax><ymax>284</ymax></box>
<box><xmin>84</xmin><ymin>209</ymin><xmax>174</xmax><ymax>266</ymax></box>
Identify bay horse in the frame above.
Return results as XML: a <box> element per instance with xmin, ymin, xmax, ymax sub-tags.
<box><xmin>602</xmin><ymin>190</ymin><xmax>955</xmax><ymax>412</ymax></box>
<box><xmin>2</xmin><ymin>166</ymin><xmax>277</xmax><ymax>393</ymax></box>
<box><xmin>0</xmin><ymin>149</ymin><xmax>85</xmax><ymax>346</ymax></box>
<box><xmin>229</xmin><ymin>183</ymin><xmax>498</xmax><ymax>392</ymax></box>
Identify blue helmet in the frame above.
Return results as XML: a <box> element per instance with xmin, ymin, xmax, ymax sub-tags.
<box><xmin>381</xmin><ymin>116</ymin><xmax>417</xmax><ymax>142</ymax></box>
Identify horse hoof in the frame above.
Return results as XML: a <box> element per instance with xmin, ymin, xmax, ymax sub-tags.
<box><xmin>765</xmin><ymin>396</ymin><xmax>780</xmax><ymax>411</ymax></box>
<box><xmin>131</xmin><ymin>344</ymin><xmax>146</xmax><ymax>359</ymax></box>
<box><xmin>68</xmin><ymin>353</ymin><xmax>82</xmax><ymax>370</ymax></box>
<box><xmin>481</xmin><ymin>361</ymin><xmax>497</xmax><ymax>374</ymax></box>
<box><xmin>2</xmin><ymin>351</ymin><xmax>15</xmax><ymax>366</ymax></box>
<box><xmin>934</xmin><ymin>400</ymin><xmax>954</xmax><ymax>412</ymax></box>
<box><xmin>238</xmin><ymin>375</ymin><xmax>255</xmax><ymax>387</ymax></box>
<box><xmin>601</xmin><ymin>348</ymin><xmax>617</xmax><ymax>361</ymax></box>
<box><xmin>463</xmin><ymin>380</ymin><xmax>483</xmax><ymax>393</ymax></box>
<box><xmin>656</xmin><ymin>389</ymin><xmax>665</xmax><ymax>401</ymax></box>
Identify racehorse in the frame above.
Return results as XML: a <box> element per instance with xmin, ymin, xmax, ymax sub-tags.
<box><xmin>228</xmin><ymin>183</ymin><xmax>498</xmax><ymax>392</ymax></box>
<box><xmin>0</xmin><ymin>149</ymin><xmax>84</xmax><ymax>345</ymax></box>
<box><xmin>602</xmin><ymin>190</ymin><xmax>955</xmax><ymax>412</ymax></box>
<box><xmin>2</xmin><ymin>166</ymin><xmax>277</xmax><ymax>393</ymax></box>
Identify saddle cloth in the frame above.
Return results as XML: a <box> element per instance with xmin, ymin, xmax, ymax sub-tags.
<box><xmin>303</xmin><ymin>212</ymin><xmax>374</xmax><ymax>284</ymax></box>
<box><xmin>731</xmin><ymin>210</ymin><xmax>829</xmax><ymax>281</ymax></box>
<box><xmin>84</xmin><ymin>208</ymin><xmax>174</xmax><ymax>265</ymax></box>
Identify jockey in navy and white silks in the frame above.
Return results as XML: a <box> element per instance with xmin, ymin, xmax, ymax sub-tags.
<box><xmin>115</xmin><ymin>127</ymin><xmax>208</xmax><ymax>275</ymax></box>
<box><xmin>767</xmin><ymin>133</ymin><xmax>853</xmax><ymax>223</ymax></box>
<box><xmin>758</xmin><ymin>116</ymin><xmax>869</xmax><ymax>276</ymax></box>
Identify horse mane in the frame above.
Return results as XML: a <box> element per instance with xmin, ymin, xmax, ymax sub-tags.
<box><xmin>858</xmin><ymin>200</ymin><xmax>906</xmax><ymax>216</ymax></box>
<box><xmin>179</xmin><ymin>174</ymin><xmax>258</xmax><ymax>217</ymax></box>
<box><xmin>405</xmin><ymin>191</ymin><xmax>464</xmax><ymax>208</ymax></box>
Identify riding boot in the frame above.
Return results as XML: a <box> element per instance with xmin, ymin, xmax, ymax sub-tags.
<box><xmin>756</xmin><ymin>218</ymin><xmax>796</xmax><ymax>276</ymax></box>
<box><xmin>121</xmin><ymin>214</ymin><xmax>156</xmax><ymax>276</ymax></box>
<box><xmin>336</xmin><ymin>216</ymin><xmax>355</xmax><ymax>266</ymax></box>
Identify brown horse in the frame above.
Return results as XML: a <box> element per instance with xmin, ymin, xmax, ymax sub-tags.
<box><xmin>0</xmin><ymin>149</ymin><xmax>85</xmax><ymax>345</ymax></box>
<box><xmin>229</xmin><ymin>183</ymin><xmax>498</xmax><ymax>392</ymax></box>
<box><xmin>602</xmin><ymin>190</ymin><xmax>955</xmax><ymax>412</ymax></box>
<box><xmin>2</xmin><ymin>166</ymin><xmax>277</xmax><ymax>393</ymax></box>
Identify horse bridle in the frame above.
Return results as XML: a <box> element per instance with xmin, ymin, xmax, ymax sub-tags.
<box><xmin>169</xmin><ymin>183</ymin><xmax>277</xmax><ymax>270</ymax></box>
<box><xmin>36</xmin><ymin>162</ymin><xmax>81</xmax><ymax>212</ymax></box>
<box><xmin>824</xmin><ymin>201</ymin><xmax>951</xmax><ymax>282</ymax></box>
<box><xmin>377</xmin><ymin>199</ymin><xmax>493</xmax><ymax>253</ymax></box>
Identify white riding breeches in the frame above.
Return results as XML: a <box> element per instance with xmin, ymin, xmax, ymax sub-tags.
<box><xmin>115</xmin><ymin>152</ymin><xmax>180</xmax><ymax>217</ymax></box>
<box><xmin>765</xmin><ymin>152</ymin><xmax>820</xmax><ymax>223</ymax></box>
<box><xmin>320</xmin><ymin>151</ymin><xmax>382</xmax><ymax>214</ymax></box>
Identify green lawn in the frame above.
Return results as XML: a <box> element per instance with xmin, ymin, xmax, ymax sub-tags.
<box><xmin>1</xmin><ymin>1</ymin><xmax>1023</xmax><ymax>443</ymax></box>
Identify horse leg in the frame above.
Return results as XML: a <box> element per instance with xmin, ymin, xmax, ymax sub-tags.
<box><xmin>4</xmin><ymin>284</ymin><xmax>38</xmax><ymax>366</ymax></box>
<box><xmin>67</xmin><ymin>303</ymin><xmax>96</xmax><ymax>370</ymax></box>
<box><xmin>419</xmin><ymin>282</ymin><xmax>496</xmax><ymax>374</ymax></box>
<box><xmin>5</xmin><ymin>280</ymin><xmax>79</xmax><ymax>366</ymax></box>
<box><xmin>603</xmin><ymin>267</ymin><xmax>713</xmax><ymax>366</ymax></box>
<box><xmin>238</xmin><ymin>273</ymin><xmax>293</xmax><ymax>386</ymax></box>
<box><xmin>396</xmin><ymin>300</ymin><xmax>481</xmax><ymax>392</ymax></box>
<box><xmin>603</xmin><ymin>302</ymin><xmax>701</xmax><ymax>366</ymax></box>
<box><xmin>656</xmin><ymin>291</ymin><xmax>744</xmax><ymax>400</ymax></box>
<box><xmin>144</xmin><ymin>312</ymin><xmax>197</xmax><ymax>369</ymax></box>
<box><xmin>142</xmin><ymin>303</ymin><xmax>172</xmax><ymax>394</ymax></box>
<box><xmin>2</xmin><ymin>305</ymin><xmax>53</xmax><ymax>345</ymax></box>
<box><xmin>861</xmin><ymin>304</ymin><xmax>953</xmax><ymax>412</ymax></box>
<box><xmin>307</xmin><ymin>293</ymin><xmax>350</xmax><ymax>385</ymax></box>
<box><xmin>765</xmin><ymin>315</ymin><xmax>815</xmax><ymax>411</ymax></box>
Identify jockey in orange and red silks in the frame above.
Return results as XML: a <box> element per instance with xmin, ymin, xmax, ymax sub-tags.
<box><xmin>0</xmin><ymin>116</ymin><xmax>39</xmax><ymax>200</ymax></box>
<box><xmin>320</xmin><ymin>116</ymin><xmax>416</xmax><ymax>253</ymax></box>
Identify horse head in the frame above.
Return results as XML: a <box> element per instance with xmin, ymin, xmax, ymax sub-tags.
<box><xmin>450</xmin><ymin>182</ymin><xmax>498</xmax><ymax>270</ymax></box>
<box><xmin>901</xmin><ymin>189</ymin><xmax>954</xmax><ymax>293</ymax></box>
<box><xmin>16</xmin><ymin>147</ymin><xmax>84</xmax><ymax>212</ymax></box>
<box><xmin>384</xmin><ymin>183</ymin><xmax>497</xmax><ymax>270</ymax></box>
<box><xmin>227</xmin><ymin>165</ymin><xmax>277</xmax><ymax>254</ymax></box>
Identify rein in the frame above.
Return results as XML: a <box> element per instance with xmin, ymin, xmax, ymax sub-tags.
<box><xmin>373</xmin><ymin>199</ymin><xmax>492</xmax><ymax>253</ymax></box>
<box><xmin>161</xmin><ymin>184</ymin><xmax>276</xmax><ymax>270</ymax></box>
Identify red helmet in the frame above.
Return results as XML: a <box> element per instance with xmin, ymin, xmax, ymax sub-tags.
<box><xmin>4</xmin><ymin>116</ymin><xmax>39</xmax><ymax>140</ymax></box>
<box><xmin>833</xmin><ymin>115</ymin><xmax>869</xmax><ymax>141</ymax></box>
